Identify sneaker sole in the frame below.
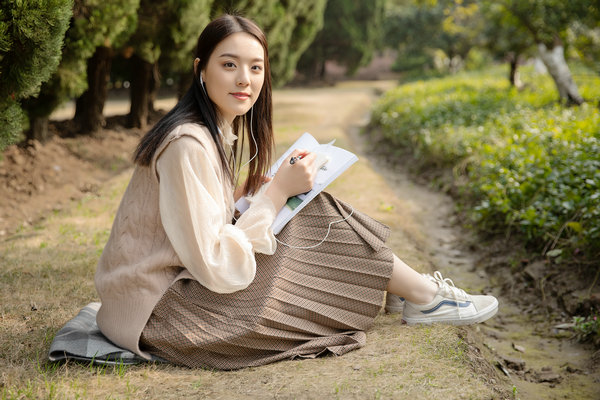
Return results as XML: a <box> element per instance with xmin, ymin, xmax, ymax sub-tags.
<box><xmin>384</xmin><ymin>304</ymin><xmax>404</xmax><ymax>314</ymax></box>
<box><xmin>401</xmin><ymin>298</ymin><xmax>498</xmax><ymax>326</ymax></box>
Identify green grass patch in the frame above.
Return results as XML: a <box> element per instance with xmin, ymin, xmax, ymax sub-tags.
<box><xmin>371</xmin><ymin>64</ymin><xmax>600</xmax><ymax>263</ymax></box>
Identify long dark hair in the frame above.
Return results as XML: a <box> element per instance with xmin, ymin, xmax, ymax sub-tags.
<box><xmin>133</xmin><ymin>14</ymin><xmax>273</xmax><ymax>196</ymax></box>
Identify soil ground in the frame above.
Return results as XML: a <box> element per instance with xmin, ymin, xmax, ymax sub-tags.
<box><xmin>0</xmin><ymin>81</ymin><xmax>597</xmax><ymax>399</ymax></box>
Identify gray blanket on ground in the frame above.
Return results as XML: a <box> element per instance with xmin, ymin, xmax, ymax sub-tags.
<box><xmin>48</xmin><ymin>302</ymin><xmax>162</xmax><ymax>365</ymax></box>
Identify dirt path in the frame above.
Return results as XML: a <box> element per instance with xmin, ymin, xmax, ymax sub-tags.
<box><xmin>2</xmin><ymin>81</ymin><xmax>597</xmax><ymax>399</ymax></box>
<box><xmin>348</xmin><ymin>93</ymin><xmax>600</xmax><ymax>399</ymax></box>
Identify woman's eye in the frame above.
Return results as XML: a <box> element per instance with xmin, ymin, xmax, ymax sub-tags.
<box><xmin>224</xmin><ymin>62</ymin><xmax>235</xmax><ymax>68</ymax></box>
<box><xmin>252</xmin><ymin>65</ymin><xmax>263</xmax><ymax>71</ymax></box>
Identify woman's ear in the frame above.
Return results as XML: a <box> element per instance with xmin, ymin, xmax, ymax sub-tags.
<box><xmin>194</xmin><ymin>58</ymin><xmax>201</xmax><ymax>77</ymax></box>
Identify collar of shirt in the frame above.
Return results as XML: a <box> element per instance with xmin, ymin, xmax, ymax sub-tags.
<box><xmin>218</xmin><ymin>122</ymin><xmax>237</xmax><ymax>146</ymax></box>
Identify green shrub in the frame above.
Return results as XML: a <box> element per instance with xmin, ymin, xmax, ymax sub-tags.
<box><xmin>371</xmin><ymin>65</ymin><xmax>600</xmax><ymax>261</ymax></box>
<box><xmin>573</xmin><ymin>312</ymin><xmax>600</xmax><ymax>346</ymax></box>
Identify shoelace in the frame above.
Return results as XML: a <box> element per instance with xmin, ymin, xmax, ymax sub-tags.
<box><xmin>428</xmin><ymin>271</ymin><xmax>469</xmax><ymax>319</ymax></box>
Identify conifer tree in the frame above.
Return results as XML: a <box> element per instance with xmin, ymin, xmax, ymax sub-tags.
<box><xmin>73</xmin><ymin>0</ymin><xmax>140</xmax><ymax>134</ymax></box>
<box><xmin>22</xmin><ymin>0</ymin><xmax>140</xmax><ymax>142</ymax></box>
<box><xmin>212</xmin><ymin>0</ymin><xmax>327</xmax><ymax>86</ymax></box>
<box><xmin>0</xmin><ymin>0</ymin><xmax>72</xmax><ymax>150</ymax></box>
<box><xmin>126</xmin><ymin>0</ymin><xmax>213</xmax><ymax>129</ymax></box>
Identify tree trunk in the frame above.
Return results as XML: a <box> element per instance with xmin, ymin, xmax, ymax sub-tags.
<box><xmin>507</xmin><ymin>52</ymin><xmax>522</xmax><ymax>89</ymax></box>
<box><xmin>318</xmin><ymin>59</ymin><xmax>326</xmax><ymax>80</ymax></box>
<box><xmin>147</xmin><ymin>62</ymin><xmax>160</xmax><ymax>113</ymax></box>
<box><xmin>538</xmin><ymin>43</ymin><xmax>584</xmax><ymax>105</ymax></box>
<box><xmin>74</xmin><ymin>46</ymin><xmax>113</xmax><ymax>134</ymax></box>
<box><xmin>509</xmin><ymin>58</ymin><xmax>518</xmax><ymax>87</ymax></box>
<box><xmin>128</xmin><ymin>54</ymin><xmax>153</xmax><ymax>129</ymax></box>
<box><xmin>26</xmin><ymin>115</ymin><xmax>49</xmax><ymax>143</ymax></box>
<box><xmin>177</xmin><ymin>72</ymin><xmax>192</xmax><ymax>99</ymax></box>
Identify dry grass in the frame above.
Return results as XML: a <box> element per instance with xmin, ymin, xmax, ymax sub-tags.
<box><xmin>0</xmin><ymin>82</ymin><xmax>507</xmax><ymax>399</ymax></box>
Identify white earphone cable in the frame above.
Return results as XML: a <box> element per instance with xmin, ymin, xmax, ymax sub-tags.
<box><xmin>235</xmin><ymin>106</ymin><xmax>352</xmax><ymax>249</ymax></box>
<box><xmin>234</xmin><ymin>106</ymin><xmax>257</xmax><ymax>185</ymax></box>
<box><xmin>274</xmin><ymin>206</ymin><xmax>354</xmax><ymax>249</ymax></box>
<box><xmin>232</xmin><ymin>107</ymin><xmax>257</xmax><ymax>223</ymax></box>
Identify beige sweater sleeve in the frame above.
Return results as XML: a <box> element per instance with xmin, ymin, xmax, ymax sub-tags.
<box><xmin>156</xmin><ymin>136</ymin><xmax>277</xmax><ymax>294</ymax></box>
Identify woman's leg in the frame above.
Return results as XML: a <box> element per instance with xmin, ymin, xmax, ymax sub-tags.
<box><xmin>386</xmin><ymin>255</ymin><xmax>437</xmax><ymax>304</ymax></box>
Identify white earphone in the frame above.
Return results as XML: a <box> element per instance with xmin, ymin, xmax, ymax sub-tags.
<box><xmin>199</xmin><ymin>74</ymin><xmax>208</xmax><ymax>96</ymax></box>
<box><xmin>232</xmin><ymin>106</ymin><xmax>258</xmax><ymax>186</ymax></box>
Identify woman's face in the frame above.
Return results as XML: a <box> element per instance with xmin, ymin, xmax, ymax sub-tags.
<box><xmin>202</xmin><ymin>32</ymin><xmax>265</xmax><ymax>125</ymax></box>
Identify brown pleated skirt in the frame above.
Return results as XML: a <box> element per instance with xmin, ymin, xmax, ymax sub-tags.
<box><xmin>140</xmin><ymin>192</ymin><xmax>394</xmax><ymax>370</ymax></box>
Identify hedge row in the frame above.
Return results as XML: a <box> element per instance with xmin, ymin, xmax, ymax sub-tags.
<box><xmin>371</xmin><ymin>65</ymin><xmax>600</xmax><ymax>261</ymax></box>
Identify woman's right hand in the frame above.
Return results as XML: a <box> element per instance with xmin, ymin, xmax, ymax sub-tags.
<box><xmin>265</xmin><ymin>149</ymin><xmax>318</xmax><ymax>212</ymax></box>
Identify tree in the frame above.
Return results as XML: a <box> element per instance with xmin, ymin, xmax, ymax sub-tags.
<box><xmin>383</xmin><ymin>1</ymin><xmax>443</xmax><ymax>73</ymax></box>
<box><xmin>0</xmin><ymin>0</ymin><xmax>72</xmax><ymax>150</ymax></box>
<box><xmin>296</xmin><ymin>0</ymin><xmax>384</xmax><ymax>80</ymax></box>
<box><xmin>383</xmin><ymin>0</ymin><xmax>483</xmax><ymax>75</ymax></box>
<box><xmin>73</xmin><ymin>0</ymin><xmax>140</xmax><ymax>134</ymax></box>
<box><xmin>23</xmin><ymin>0</ymin><xmax>141</xmax><ymax>142</ymax></box>
<box><xmin>498</xmin><ymin>0</ymin><xmax>590</xmax><ymax>105</ymax></box>
<box><xmin>568</xmin><ymin>4</ymin><xmax>600</xmax><ymax>77</ymax></box>
<box><xmin>126</xmin><ymin>0</ymin><xmax>213</xmax><ymax>129</ymax></box>
<box><xmin>436</xmin><ymin>0</ymin><xmax>483</xmax><ymax>72</ymax></box>
<box><xmin>480</xmin><ymin>2</ymin><xmax>534</xmax><ymax>87</ymax></box>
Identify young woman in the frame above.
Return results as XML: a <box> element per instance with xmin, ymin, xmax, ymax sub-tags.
<box><xmin>95</xmin><ymin>14</ymin><xmax>498</xmax><ymax>370</ymax></box>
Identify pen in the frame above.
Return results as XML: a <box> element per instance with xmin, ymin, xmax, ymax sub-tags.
<box><xmin>289</xmin><ymin>153</ymin><xmax>308</xmax><ymax>164</ymax></box>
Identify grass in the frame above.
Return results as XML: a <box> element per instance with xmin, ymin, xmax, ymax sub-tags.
<box><xmin>0</xmin><ymin>81</ymin><xmax>505</xmax><ymax>399</ymax></box>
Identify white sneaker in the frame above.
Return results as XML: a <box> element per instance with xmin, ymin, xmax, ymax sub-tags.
<box><xmin>385</xmin><ymin>293</ymin><xmax>405</xmax><ymax>314</ymax></box>
<box><xmin>385</xmin><ymin>272</ymin><xmax>437</xmax><ymax>314</ymax></box>
<box><xmin>402</xmin><ymin>271</ymin><xmax>498</xmax><ymax>326</ymax></box>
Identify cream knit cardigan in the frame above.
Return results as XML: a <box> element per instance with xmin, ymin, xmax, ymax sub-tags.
<box><xmin>95</xmin><ymin>123</ymin><xmax>277</xmax><ymax>358</ymax></box>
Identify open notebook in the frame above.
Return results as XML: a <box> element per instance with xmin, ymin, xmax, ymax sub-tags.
<box><xmin>236</xmin><ymin>132</ymin><xmax>358</xmax><ymax>234</ymax></box>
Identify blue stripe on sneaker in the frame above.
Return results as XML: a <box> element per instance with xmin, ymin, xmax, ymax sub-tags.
<box><xmin>421</xmin><ymin>300</ymin><xmax>471</xmax><ymax>314</ymax></box>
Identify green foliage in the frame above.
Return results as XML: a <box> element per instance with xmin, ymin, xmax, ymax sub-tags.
<box><xmin>0</xmin><ymin>98</ymin><xmax>27</xmax><ymax>150</ymax></box>
<box><xmin>0</xmin><ymin>0</ymin><xmax>72</xmax><ymax>148</ymax></box>
<box><xmin>384</xmin><ymin>0</ymin><xmax>483</xmax><ymax>74</ymax></box>
<box><xmin>296</xmin><ymin>0</ymin><xmax>384</xmax><ymax>79</ymax></box>
<box><xmin>573</xmin><ymin>311</ymin><xmax>600</xmax><ymax>345</ymax></box>
<box><xmin>383</xmin><ymin>1</ymin><xmax>439</xmax><ymax>72</ymax></box>
<box><xmin>271</xmin><ymin>0</ymin><xmax>328</xmax><ymax>84</ymax></box>
<box><xmin>215</xmin><ymin>0</ymin><xmax>327</xmax><ymax>85</ymax></box>
<box><xmin>166</xmin><ymin>0</ymin><xmax>213</xmax><ymax>73</ymax></box>
<box><xmin>497</xmin><ymin>0</ymin><xmax>594</xmax><ymax>46</ymax></box>
<box><xmin>482</xmin><ymin>0</ymin><xmax>597</xmax><ymax>103</ymax></box>
<box><xmin>568</xmin><ymin>21</ymin><xmax>600</xmax><ymax>75</ymax></box>
<box><xmin>0</xmin><ymin>1</ymin><xmax>73</xmax><ymax>100</ymax></box>
<box><xmin>129</xmin><ymin>0</ymin><xmax>210</xmax><ymax>67</ymax></box>
<box><xmin>371</xmin><ymin>65</ymin><xmax>600</xmax><ymax>261</ymax></box>
<box><xmin>479</xmin><ymin>1</ymin><xmax>534</xmax><ymax>60</ymax></box>
<box><xmin>23</xmin><ymin>0</ymin><xmax>140</xmax><ymax>120</ymax></box>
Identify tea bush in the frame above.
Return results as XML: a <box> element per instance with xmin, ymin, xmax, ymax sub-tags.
<box><xmin>371</xmin><ymin>65</ymin><xmax>600</xmax><ymax>261</ymax></box>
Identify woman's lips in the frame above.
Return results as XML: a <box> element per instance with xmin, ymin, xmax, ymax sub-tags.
<box><xmin>231</xmin><ymin>92</ymin><xmax>250</xmax><ymax>100</ymax></box>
